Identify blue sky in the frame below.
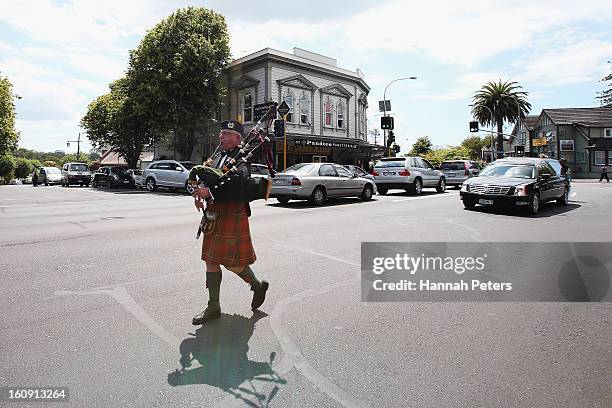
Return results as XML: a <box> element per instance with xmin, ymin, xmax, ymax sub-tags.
<box><xmin>1</xmin><ymin>0</ymin><xmax>611</xmax><ymax>155</ymax></box>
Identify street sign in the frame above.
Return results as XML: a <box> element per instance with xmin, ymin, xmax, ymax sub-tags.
<box><xmin>277</xmin><ymin>100</ymin><xmax>291</xmax><ymax>117</ymax></box>
<box><xmin>379</xmin><ymin>100</ymin><xmax>391</xmax><ymax>112</ymax></box>
<box><xmin>253</xmin><ymin>102</ymin><xmax>277</xmax><ymax>122</ymax></box>
<box><xmin>532</xmin><ymin>137</ymin><xmax>547</xmax><ymax>147</ymax></box>
<box><xmin>381</xmin><ymin>116</ymin><xmax>394</xmax><ymax>130</ymax></box>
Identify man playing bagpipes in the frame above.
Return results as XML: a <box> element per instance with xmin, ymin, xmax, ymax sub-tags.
<box><xmin>189</xmin><ymin>120</ymin><xmax>271</xmax><ymax>325</ymax></box>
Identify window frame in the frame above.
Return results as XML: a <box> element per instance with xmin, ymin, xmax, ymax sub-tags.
<box><xmin>595</xmin><ymin>151</ymin><xmax>606</xmax><ymax>166</ymax></box>
<box><xmin>324</xmin><ymin>98</ymin><xmax>333</xmax><ymax>127</ymax></box>
<box><xmin>299</xmin><ymin>93</ymin><xmax>309</xmax><ymax>125</ymax></box>
<box><xmin>337</xmin><ymin>101</ymin><xmax>344</xmax><ymax>129</ymax></box>
<box><xmin>283</xmin><ymin>90</ymin><xmax>294</xmax><ymax>123</ymax></box>
<box><xmin>604</xmin><ymin>128</ymin><xmax>612</xmax><ymax>138</ymax></box>
<box><xmin>242</xmin><ymin>93</ymin><xmax>252</xmax><ymax>123</ymax></box>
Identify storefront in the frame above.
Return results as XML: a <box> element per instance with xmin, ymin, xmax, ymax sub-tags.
<box><xmin>271</xmin><ymin>136</ymin><xmax>384</xmax><ymax>171</ymax></box>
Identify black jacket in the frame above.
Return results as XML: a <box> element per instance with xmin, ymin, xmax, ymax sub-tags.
<box><xmin>208</xmin><ymin>148</ymin><xmax>254</xmax><ymax>216</ymax></box>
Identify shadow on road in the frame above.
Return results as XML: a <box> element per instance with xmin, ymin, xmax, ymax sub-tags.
<box><xmin>465</xmin><ymin>202</ymin><xmax>581</xmax><ymax>218</ymax></box>
<box><xmin>167</xmin><ymin>311</ymin><xmax>285</xmax><ymax>407</ymax></box>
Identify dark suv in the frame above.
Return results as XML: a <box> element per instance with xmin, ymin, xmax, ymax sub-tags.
<box><xmin>460</xmin><ymin>158</ymin><xmax>569</xmax><ymax>214</ymax></box>
<box><xmin>91</xmin><ymin>166</ymin><xmax>135</xmax><ymax>189</ymax></box>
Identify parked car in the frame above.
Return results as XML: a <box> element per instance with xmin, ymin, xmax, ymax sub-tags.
<box><xmin>372</xmin><ymin>156</ymin><xmax>446</xmax><ymax>195</ymax></box>
<box><xmin>142</xmin><ymin>160</ymin><xmax>195</xmax><ymax>193</ymax></box>
<box><xmin>91</xmin><ymin>166</ymin><xmax>135</xmax><ymax>189</ymax></box>
<box><xmin>129</xmin><ymin>169</ymin><xmax>145</xmax><ymax>189</ymax></box>
<box><xmin>439</xmin><ymin>160</ymin><xmax>482</xmax><ymax>188</ymax></box>
<box><xmin>250</xmin><ymin>163</ymin><xmax>272</xmax><ymax>180</ymax></box>
<box><xmin>61</xmin><ymin>162</ymin><xmax>92</xmax><ymax>187</ymax></box>
<box><xmin>269</xmin><ymin>162</ymin><xmax>377</xmax><ymax>205</ymax></box>
<box><xmin>38</xmin><ymin>166</ymin><xmax>62</xmax><ymax>185</ymax></box>
<box><xmin>344</xmin><ymin>165</ymin><xmax>375</xmax><ymax>181</ymax></box>
<box><xmin>460</xmin><ymin>157</ymin><xmax>569</xmax><ymax>214</ymax></box>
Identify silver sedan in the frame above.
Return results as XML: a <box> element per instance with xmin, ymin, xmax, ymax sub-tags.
<box><xmin>269</xmin><ymin>162</ymin><xmax>377</xmax><ymax>205</ymax></box>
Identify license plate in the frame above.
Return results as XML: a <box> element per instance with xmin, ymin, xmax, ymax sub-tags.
<box><xmin>123</xmin><ymin>180</ymin><xmax>129</xmax><ymax>183</ymax></box>
<box><xmin>382</xmin><ymin>172</ymin><xmax>395</xmax><ymax>176</ymax></box>
<box><xmin>273</xmin><ymin>179</ymin><xmax>285</xmax><ymax>185</ymax></box>
<box><xmin>478</xmin><ymin>199</ymin><xmax>493</xmax><ymax>205</ymax></box>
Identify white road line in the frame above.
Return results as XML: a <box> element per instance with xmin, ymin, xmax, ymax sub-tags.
<box><xmin>0</xmin><ymin>196</ymin><xmax>180</xmax><ymax>208</ymax></box>
<box><xmin>392</xmin><ymin>193</ymin><xmax>458</xmax><ymax>202</ymax></box>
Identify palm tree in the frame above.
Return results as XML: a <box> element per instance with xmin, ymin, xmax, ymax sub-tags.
<box><xmin>471</xmin><ymin>80</ymin><xmax>531</xmax><ymax>159</ymax></box>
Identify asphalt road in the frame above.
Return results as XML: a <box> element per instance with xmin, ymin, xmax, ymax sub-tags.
<box><xmin>1</xmin><ymin>183</ymin><xmax>611</xmax><ymax>407</ymax></box>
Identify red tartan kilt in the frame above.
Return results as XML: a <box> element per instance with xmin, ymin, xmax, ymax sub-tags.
<box><xmin>201</xmin><ymin>202</ymin><xmax>256</xmax><ymax>267</ymax></box>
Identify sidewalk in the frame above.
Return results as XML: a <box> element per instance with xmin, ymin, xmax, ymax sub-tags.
<box><xmin>571</xmin><ymin>178</ymin><xmax>611</xmax><ymax>183</ymax></box>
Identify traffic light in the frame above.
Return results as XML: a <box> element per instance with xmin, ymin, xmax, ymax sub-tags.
<box><xmin>393</xmin><ymin>144</ymin><xmax>400</xmax><ymax>153</ymax></box>
<box><xmin>381</xmin><ymin>116</ymin><xmax>394</xmax><ymax>130</ymax></box>
<box><xmin>469</xmin><ymin>121</ymin><xmax>479</xmax><ymax>132</ymax></box>
<box><xmin>387</xmin><ymin>130</ymin><xmax>395</xmax><ymax>147</ymax></box>
<box><xmin>273</xmin><ymin>119</ymin><xmax>285</xmax><ymax>138</ymax></box>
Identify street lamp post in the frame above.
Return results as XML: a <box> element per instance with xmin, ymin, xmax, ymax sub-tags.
<box><xmin>67</xmin><ymin>133</ymin><xmax>83</xmax><ymax>162</ymax></box>
<box><xmin>383</xmin><ymin>76</ymin><xmax>417</xmax><ymax>155</ymax></box>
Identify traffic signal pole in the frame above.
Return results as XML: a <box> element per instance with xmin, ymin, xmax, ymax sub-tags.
<box><xmin>283</xmin><ymin>115</ymin><xmax>287</xmax><ymax>171</ymax></box>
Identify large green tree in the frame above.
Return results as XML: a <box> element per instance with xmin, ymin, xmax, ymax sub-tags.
<box><xmin>0</xmin><ymin>73</ymin><xmax>20</xmax><ymax>156</ymax></box>
<box><xmin>471</xmin><ymin>80</ymin><xmax>531</xmax><ymax>159</ymax></box>
<box><xmin>597</xmin><ymin>61</ymin><xmax>611</xmax><ymax>106</ymax></box>
<box><xmin>127</xmin><ymin>7</ymin><xmax>231</xmax><ymax>160</ymax></box>
<box><xmin>81</xmin><ymin>79</ymin><xmax>156</xmax><ymax>168</ymax></box>
<box><xmin>461</xmin><ymin>135</ymin><xmax>489</xmax><ymax>160</ymax></box>
<box><xmin>424</xmin><ymin>146</ymin><xmax>471</xmax><ymax>168</ymax></box>
<box><xmin>0</xmin><ymin>154</ymin><xmax>16</xmax><ymax>183</ymax></box>
<box><xmin>408</xmin><ymin>136</ymin><xmax>433</xmax><ymax>156</ymax></box>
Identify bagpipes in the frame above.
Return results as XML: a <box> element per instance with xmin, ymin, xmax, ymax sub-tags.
<box><xmin>190</xmin><ymin>105</ymin><xmax>277</xmax><ymax>238</ymax></box>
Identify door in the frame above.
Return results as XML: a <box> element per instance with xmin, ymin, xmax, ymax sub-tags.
<box><xmin>168</xmin><ymin>162</ymin><xmax>185</xmax><ymax>187</ymax></box>
<box><xmin>318</xmin><ymin>164</ymin><xmax>342</xmax><ymax>197</ymax></box>
<box><xmin>417</xmin><ymin>158</ymin><xmax>437</xmax><ymax>186</ymax></box>
<box><xmin>155</xmin><ymin>162</ymin><xmax>172</xmax><ymax>185</ymax></box>
<box><xmin>334</xmin><ymin>164</ymin><xmax>362</xmax><ymax>196</ymax></box>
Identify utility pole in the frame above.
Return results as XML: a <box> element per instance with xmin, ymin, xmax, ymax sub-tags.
<box><xmin>67</xmin><ymin>133</ymin><xmax>83</xmax><ymax>162</ymax></box>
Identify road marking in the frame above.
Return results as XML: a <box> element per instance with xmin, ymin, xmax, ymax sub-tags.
<box><xmin>392</xmin><ymin>192</ymin><xmax>458</xmax><ymax>202</ymax></box>
<box><xmin>0</xmin><ymin>196</ymin><xmax>173</xmax><ymax>209</ymax></box>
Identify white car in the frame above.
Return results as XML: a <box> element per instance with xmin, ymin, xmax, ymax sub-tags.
<box><xmin>143</xmin><ymin>160</ymin><xmax>195</xmax><ymax>193</ymax></box>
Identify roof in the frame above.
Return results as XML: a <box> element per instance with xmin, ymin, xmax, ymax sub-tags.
<box><xmin>542</xmin><ymin>107</ymin><xmax>612</xmax><ymax>127</ymax></box>
<box><xmin>230</xmin><ymin>48</ymin><xmax>370</xmax><ymax>92</ymax></box>
<box><xmin>99</xmin><ymin>149</ymin><xmax>154</xmax><ymax>166</ymax></box>
<box><xmin>511</xmin><ymin>115</ymin><xmax>539</xmax><ymax>135</ymax></box>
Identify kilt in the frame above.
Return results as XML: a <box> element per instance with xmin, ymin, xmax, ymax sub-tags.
<box><xmin>201</xmin><ymin>202</ymin><xmax>256</xmax><ymax>267</ymax></box>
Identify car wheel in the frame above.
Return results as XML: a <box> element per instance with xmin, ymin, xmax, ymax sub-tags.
<box><xmin>556</xmin><ymin>187</ymin><xmax>569</xmax><ymax>205</ymax></box>
<box><xmin>529</xmin><ymin>192</ymin><xmax>540</xmax><ymax>214</ymax></box>
<box><xmin>146</xmin><ymin>177</ymin><xmax>157</xmax><ymax>191</ymax></box>
<box><xmin>45</xmin><ymin>181</ymin><xmax>49</xmax><ymax>186</ymax></box>
<box><xmin>310</xmin><ymin>186</ymin><xmax>326</xmax><ymax>206</ymax></box>
<box><xmin>463</xmin><ymin>199</ymin><xmax>476</xmax><ymax>210</ymax></box>
<box><xmin>411</xmin><ymin>178</ymin><xmax>423</xmax><ymax>195</ymax></box>
<box><xmin>277</xmin><ymin>198</ymin><xmax>290</xmax><ymax>204</ymax></box>
<box><xmin>436</xmin><ymin>177</ymin><xmax>446</xmax><ymax>193</ymax></box>
<box><xmin>378</xmin><ymin>187</ymin><xmax>388</xmax><ymax>195</ymax></box>
<box><xmin>185</xmin><ymin>181</ymin><xmax>195</xmax><ymax>194</ymax></box>
<box><xmin>360</xmin><ymin>184</ymin><xmax>373</xmax><ymax>201</ymax></box>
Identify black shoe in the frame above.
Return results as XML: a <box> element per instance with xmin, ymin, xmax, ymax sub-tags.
<box><xmin>251</xmin><ymin>281</ymin><xmax>269</xmax><ymax>310</ymax></box>
<box><xmin>192</xmin><ymin>303</ymin><xmax>221</xmax><ymax>325</ymax></box>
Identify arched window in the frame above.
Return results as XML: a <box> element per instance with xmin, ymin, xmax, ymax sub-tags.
<box><xmin>243</xmin><ymin>93</ymin><xmax>252</xmax><ymax>122</ymax></box>
<box><xmin>337</xmin><ymin>101</ymin><xmax>344</xmax><ymax>128</ymax></box>
<box><xmin>283</xmin><ymin>90</ymin><xmax>294</xmax><ymax>122</ymax></box>
<box><xmin>300</xmin><ymin>93</ymin><xmax>309</xmax><ymax>125</ymax></box>
<box><xmin>324</xmin><ymin>98</ymin><xmax>332</xmax><ymax>127</ymax></box>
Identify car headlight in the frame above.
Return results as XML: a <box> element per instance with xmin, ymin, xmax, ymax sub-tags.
<box><xmin>460</xmin><ymin>183</ymin><xmax>469</xmax><ymax>192</ymax></box>
<box><xmin>514</xmin><ymin>185</ymin><xmax>528</xmax><ymax>196</ymax></box>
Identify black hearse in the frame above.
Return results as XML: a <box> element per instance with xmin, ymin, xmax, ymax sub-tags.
<box><xmin>460</xmin><ymin>158</ymin><xmax>569</xmax><ymax>214</ymax></box>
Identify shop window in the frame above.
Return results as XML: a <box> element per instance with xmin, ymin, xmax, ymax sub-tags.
<box><xmin>604</xmin><ymin>128</ymin><xmax>612</xmax><ymax>138</ymax></box>
<box><xmin>594</xmin><ymin>151</ymin><xmax>606</xmax><ymax>166</ymax></box>
<box><xmin>337</xmin><ymin>101</ymin><xmax>344</xmax><ymax>129</ymax></box>
<box><xmin>576</xmin><ymin>151</ymin><xmax>586</xmax><ymax>163</ymax></box>
<box><xmin>324</xmin><ymin>98</ymin><xmax>333</xmax><ymax>127</ymax></box>
<box><xmin>300</xmin><ymin>93</ymin><xmax>309</xmax><ymax>125</ymax></box>
<box><xmin>243</xmin><ymin>93</ymin><xmax>252</xmax><ymax>123</ymax></box>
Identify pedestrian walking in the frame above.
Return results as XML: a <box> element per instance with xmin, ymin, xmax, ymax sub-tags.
<box><xmin>599</xmin><ymin>165</ymin><xmax>609</xmax><ymax>182</ymax></box>
<box><xmin>32</xmin><ymin>169</ymin><xmax>38</xmax><ymax>187</ymax></box>
<box><xmin>190</xmin><ymin>120</ymin><xmax>269</xmax><ymax>325</ymax></box>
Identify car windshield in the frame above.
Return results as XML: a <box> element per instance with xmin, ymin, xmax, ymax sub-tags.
<box><xmin>375</xmin><ymin>159</ymin><xmax>405</xmax><ymax>168</ymax></box>
<box><xmin>440</xmin><ymin>162</ymin><xmax>465</xmax><ymax>171</ymax></box>
<box><xmin>111</xmin><ymin>168</ymin><xmax>130</xmax><ymax>175</ymax></box>
<box><xmin>180</xmin><ymin>162</ymin><xmax>194</xmax><ymax>170</ymax></box>
<box><xmin>44</xmin><ymin>167</ymin><xmax>60</xmax><ymax>174</ymax></box>
<box><xmin>479</xmin><ymin>164</ymin><xmax>535</xmax><ymax>179</ymax></box>
<box><xmin>284</xmin><ymin>163</ymin><xmax>314</xmax><ymax>174</ymax></box>
<box><xmin>69</xmin><ymin>164</ymin><xmax>88</xmax><ymax>171</ymax></box>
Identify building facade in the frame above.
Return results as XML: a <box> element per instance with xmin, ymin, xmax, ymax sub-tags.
<box><xmin>223</xmin><ymin>48</ymin><xmax>382</xmax><ymax>170</ymax></box>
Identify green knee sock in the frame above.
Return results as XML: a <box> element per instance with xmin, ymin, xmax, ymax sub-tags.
<box><xmin>206</xmin><ymin>272</ymin><xmax>222</xmax><ymax>308</ymax></box>
<box><xmin>238</xmin><ymin>266</ymin><xmax>261</xmax><ymax>289</ymax></box>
